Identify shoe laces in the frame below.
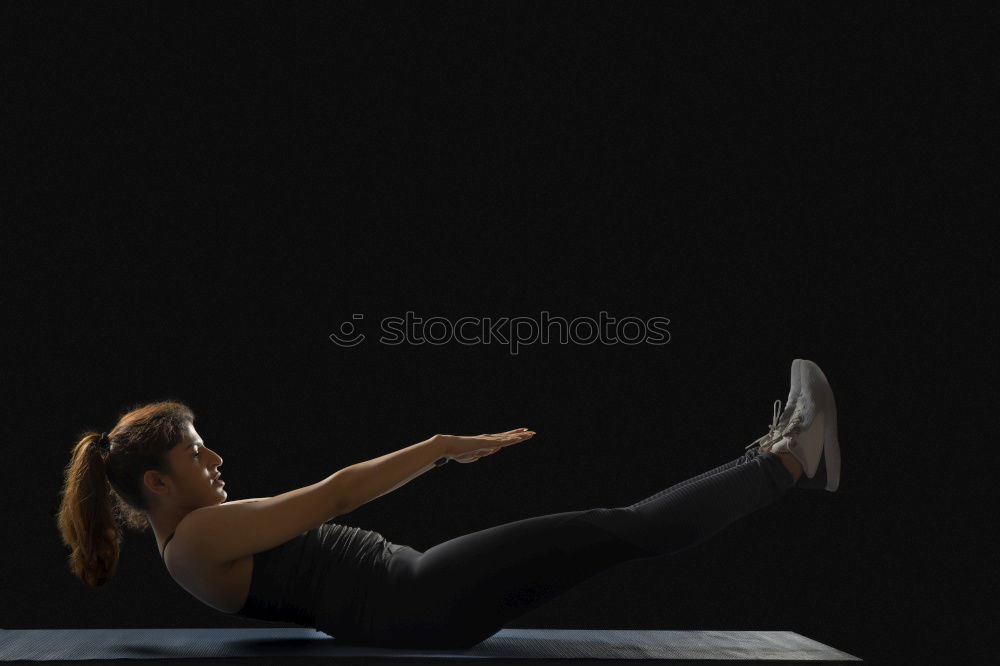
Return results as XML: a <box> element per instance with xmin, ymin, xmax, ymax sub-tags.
<box><xmin>745</xmin><ymin>399</ymin><xmax>802</xmax><ymax>453</ymax></box>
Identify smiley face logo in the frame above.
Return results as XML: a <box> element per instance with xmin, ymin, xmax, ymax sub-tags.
<box><xmin>329</xmin><ymin>314</ymin><xmax>366</xmax><ymax>347</ymax></box>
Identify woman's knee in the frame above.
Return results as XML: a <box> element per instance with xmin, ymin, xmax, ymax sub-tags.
<box><xmin>573</xmin><ymin>506</ymin><xmax>660</xmax><ymax>557</ymax></box>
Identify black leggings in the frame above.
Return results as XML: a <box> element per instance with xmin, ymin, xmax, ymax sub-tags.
<box><xmin>358</xmin><ymin>448</ymin><xmax>795</xmax><ymax>649</ymax></box>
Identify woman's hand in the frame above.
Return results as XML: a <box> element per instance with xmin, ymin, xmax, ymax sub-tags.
<box><xmin>434</xmin><ymin>428</ymin><xmax>536</xmax><ymax>464</ymax></box>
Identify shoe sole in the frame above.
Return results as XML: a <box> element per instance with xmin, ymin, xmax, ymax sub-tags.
<box><xmin>799</xmin><ymin>359</ymin><xmax>840</xmax><ymax>492</ymax></box>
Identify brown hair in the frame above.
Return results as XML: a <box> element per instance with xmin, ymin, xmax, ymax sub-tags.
<box><xmin>55</xmin><ymin>400</ymin><xmax>195</xmax><ymax>588</ymax></box>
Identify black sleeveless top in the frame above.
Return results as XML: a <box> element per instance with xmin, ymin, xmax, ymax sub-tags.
<box><xmin>159</xmin><ymin>520</ymin><xmax>406</xmax><ymax>639</ymax></box>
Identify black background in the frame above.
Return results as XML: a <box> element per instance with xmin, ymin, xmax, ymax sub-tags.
<box><xmin>2</xmin><ymin>2</ymin><xmax>994</xmax><ymax>664</ymax></box>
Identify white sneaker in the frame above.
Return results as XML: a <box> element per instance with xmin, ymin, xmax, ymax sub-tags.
<box><xmin>744</xmin><ymin>359</ymin><xmax>804</xmax><ymax>454</ymax></box>
<box><xmin>769</xmin><ymin>359</ymin><xmax>841</xmax><ymax>492</ymax></box>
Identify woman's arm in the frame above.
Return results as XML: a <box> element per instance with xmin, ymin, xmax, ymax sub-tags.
<box><xmin>331</xmin><ymin>435</ymin><xmax>448</xmax><ymax>515</ymax></box>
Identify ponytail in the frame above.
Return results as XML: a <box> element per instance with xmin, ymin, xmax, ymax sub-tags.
<box><xmin>55</xmin><ymin>432</ymin><xmax>121</xmax><ymax>587</ymax></box>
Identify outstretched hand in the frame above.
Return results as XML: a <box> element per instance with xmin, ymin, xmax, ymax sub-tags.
<box><xmin>435</xmin><ymin>428</ymin><xmax>536</xmax><ymax>463</ymax></box>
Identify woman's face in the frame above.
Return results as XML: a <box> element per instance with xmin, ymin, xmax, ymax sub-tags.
<box><xmin>149</xmin><ymin>422</ymin><xmax>227</xmax><ymax>508</ymax></box>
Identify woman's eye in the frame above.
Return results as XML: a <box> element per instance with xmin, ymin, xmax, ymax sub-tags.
<box><xmin>194</xmin><ymin>451</ymin><xmax>201</xmax><ymax>458</ymax></box>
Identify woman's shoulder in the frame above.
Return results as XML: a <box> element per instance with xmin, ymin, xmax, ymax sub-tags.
<box><xmin>220</xmin><ymin>497</ymin><xmax>272</xmax><ymax>506</ymax></box>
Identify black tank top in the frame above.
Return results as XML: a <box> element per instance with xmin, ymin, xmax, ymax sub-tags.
<box><xmin>159</xmin><ymin>519</ymin><xmax>405</xmax><ymax>638</ymax></box>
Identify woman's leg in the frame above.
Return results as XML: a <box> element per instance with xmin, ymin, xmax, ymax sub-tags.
<box><xmin>368</xmin><ymin>449</ymin><xmax>794</xmax><ymax>649</ymax></box>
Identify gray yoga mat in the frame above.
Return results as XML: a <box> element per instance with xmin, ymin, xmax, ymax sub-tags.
<box><xmin>0</xmin><ymin>627</ymin><xmax>861</xmax><ymax>661</ymax></box>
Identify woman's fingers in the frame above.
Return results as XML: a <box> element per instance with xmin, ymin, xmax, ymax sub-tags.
<box><xmin>493</xmin><ymin>432</ymin><xmax>533</xmax><ymax>441</ymax></box>
<box><xmin>450</xmin><ymin>430</ymin><xmax>535</xmax><ymax>459</ymax></box>
<box><xmin>498</xmin><ymin>431</ymin><xmax>534</xmax><ymax>447</ymax></box>
<box><xmin>455</xmin><ymin>441</ymin><xmax>519</xmax><ymax>462</ymax></box>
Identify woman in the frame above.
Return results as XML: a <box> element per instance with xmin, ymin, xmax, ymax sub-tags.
<box><xmin>56</xmin><ymin>358</ymin><xmax>840</xmax><ymax>650</ymax></box>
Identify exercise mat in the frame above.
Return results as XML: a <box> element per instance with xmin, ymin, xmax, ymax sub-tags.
<box><xmin>0</xmin><ymin>627</ymin><xmax>861</xmax><ymax>661</ymax></box>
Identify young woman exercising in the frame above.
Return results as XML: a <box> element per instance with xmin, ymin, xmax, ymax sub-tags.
<box><xmin>56</xmin><ymin>358</ymin><xmax>840</xmax><ymax>649</ymax></box>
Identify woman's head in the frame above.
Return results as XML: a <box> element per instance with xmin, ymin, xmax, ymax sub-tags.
<box><xmin>55</xmin><ymin>400</ymin><xmax>226</xmax><ymax>587</ymax></box>
<box><xmin>144</xmin><ymin>420</ymin><xmax>226</xmax><ymax>510</ymax></box>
